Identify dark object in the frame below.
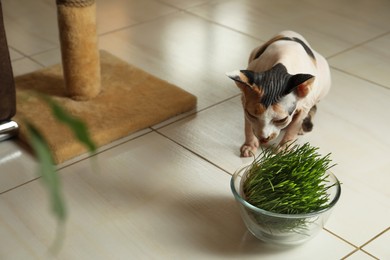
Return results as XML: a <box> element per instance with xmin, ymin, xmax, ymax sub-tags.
<box><xmin>0</xmin><ymin>1</ymin><xmax>18</xmax><ymax>140</ymax></box>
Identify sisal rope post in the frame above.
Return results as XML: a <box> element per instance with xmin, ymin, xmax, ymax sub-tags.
<box><xmin>56</xmin><ymin>0</ymin><xmax>101</xmax><ymax>101</ymax></box>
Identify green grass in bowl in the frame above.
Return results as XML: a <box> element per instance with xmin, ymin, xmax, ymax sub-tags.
<box><xmin>243</xmin><ymin>142</ymin><xmax>336</xmax><ymax>215</ymax></box>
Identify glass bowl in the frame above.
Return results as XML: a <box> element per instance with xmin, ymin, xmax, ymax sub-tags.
<box><xmin>231</xmin><ymin>166</ymin><xmax>341</xmax><ymax>246</ymax></box>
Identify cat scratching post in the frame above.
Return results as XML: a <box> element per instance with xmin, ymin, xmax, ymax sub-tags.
<box><xmin>14</xmin><ymin>0</ymin><xmax>197</xmax><ymax>164</ymax></box>
<box><xmin>56</xmin><ymin>0</ymin><xmax>101</xmax><ymax>100</ymax></box>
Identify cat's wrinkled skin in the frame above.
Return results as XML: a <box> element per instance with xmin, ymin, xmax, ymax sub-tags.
<box><xmin>227</xmin><ymin>31</ymin><xmax>331</xmax><ymax>157</ymax></box>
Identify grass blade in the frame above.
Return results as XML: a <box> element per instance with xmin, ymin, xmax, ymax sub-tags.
<box><xmin>26</xmin><ymin>122</ymin><xmax>67</xmax><ymax>222</ymax></box>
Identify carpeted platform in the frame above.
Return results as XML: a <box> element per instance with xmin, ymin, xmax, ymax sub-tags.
<box><xmin>14</xmin><ymin>50</ymin><xmax>197</xmax><ymax>164</ymax></box>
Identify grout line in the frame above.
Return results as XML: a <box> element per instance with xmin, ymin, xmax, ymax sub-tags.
<box><xmin>341</xmin><ymin>248</ymin><xmax>359</xmax><ymax>260</ymax></box>
<box><xmin>25</xmin><ymin>46</ymin><xmax>60</xmax><ymax>59</ymax></box>
<box><xmin>359</xmin><ymin>249</ymin><xmax>380</xmax><ymax>260</ymax></box>
<box><xmin>336</xmin><ymin>227</ymin><xmax>389</xmax><ymax>259</ymax></box>
<box><xmin>151</xmin><ymin>109</ymin><xmax>198</xmax><ymax>130</ymax></box>
<box><xmin>153</xmin><ymin>0</ymin><xmax>212</xmax><ymax>11</ymax></box>
<box><xmin>196</xmin><ymin>94</ymin><xmax>241</xmax><ymax>114</ymax></box>
<box><xmin>154</xmin><ymin>129</ymin><xmax>233</xmax><ymax>177</ymax></box>
<box><xmin>340</xmin><ymin>249</ymin><xmax>379</xmax><ymax>260</ymax></box>
<box><xmin>98</xmin><ymin>9</ymin><xmax>184</xmax><ymax>37</ymax></box>
<box><xmin>98</xmin><ymin>2</ymin><xmax>262</xmax><ymax>44</ymax></box>
<box><xmin>9</xmin><ymin>47</ymin><xmax>28</xmax><ymax>62</ymax></box>
<box><xmin>185</xmin><ymin>10</ymin><xmax>265</xmax><ymax>42</ymax></box>
<box><xmin>341</xmin><ymin>249</ymin><xmax>379</xmax><ymax>260</ymax></box>
<box><xmin>152</xmin><ymin>0</ymin><xmax>265</xmax><ymax>43</ymax></box>
<box><xmin>359</xmin><ymin>227</ymin><xmax>390</xmax><ymax>249</ymax></box>
<box><xmin>11</xmin><ymin>55</ymin><xmax>45</xmax><ymax>68</ymax></box>
<box><xmin>330</xmin><ymin>66</ymin><xmax>390</xmax><ymax>91</ymax></box>
<box><xmin>27</xmin><ymin>55</ymin><xmax>48</xmax><ymax>67</ymax></box>
<box><xmin>152</xmin><ymin>93</ymin><xmax>240</xmax><ymax>130</ymax></box>
<box><xmin>10</xmin><ymin>56</ymin><xmax>27</xmax><ymax>63</ymax></box>
<box><xmin>98</xmin><ymin>0</ymin><xmax>205</xmax><ymax>36</ymax></box>
<box><xmin>9</xmin><ymin>47</ymin><xmax>30</xmax><ymax>59</ymax></box>
<box><xmin>323</xmin><ymin>228</ymin><xmax>358</xmax><ymax>249</ymax></box>
<box><xmin>0</xmin><ymin>176</ymin><xmax>41</xmax><ymax>196</ymax></box>
<box><xmin>327</xmin><ymin>31</ymin><xmax>390</xmax><ymax>59</ymax></box>
<box><xmin>56</xmin><ymin>130</ymin><xmax>153</xmax><ymax>171</ymax></box>
<box><xmin>11</xmin><ymin>42</ymin><xmax>61</xmax><ymax>63</ymax></box>
<box><xmin>0</xmin><ymin>129</ymin><xmax>153</xmax><ymax>196</ymax></box>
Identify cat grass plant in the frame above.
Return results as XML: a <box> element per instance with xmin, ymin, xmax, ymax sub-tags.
<box><xmin>241</xmin><ymin>142</ymin><xmax>338</xmax><ymax>234</ymax></box>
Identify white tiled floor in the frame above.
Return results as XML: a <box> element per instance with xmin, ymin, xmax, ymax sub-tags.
<box><xmin>1</xmin><ymin>0</ymin><xmax>389</xmax><ymax>259</ymax></box>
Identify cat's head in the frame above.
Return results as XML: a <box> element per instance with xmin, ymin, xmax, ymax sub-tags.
<box><xmin>227</xmin><ymin>63</ymin><xmax>314</xmax><ymax>144</ymax></box>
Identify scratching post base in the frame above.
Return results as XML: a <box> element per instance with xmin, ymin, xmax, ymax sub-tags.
<box><xmin>15</xmin><ymin>51</ymin><xmax>197</xmax><ymax>164</ymax></box>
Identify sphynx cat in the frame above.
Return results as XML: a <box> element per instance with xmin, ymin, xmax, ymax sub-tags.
<box><xmin>227</xmin><ymin>31</ymin><xmax>331</xmax><ymax>157</ymax></box>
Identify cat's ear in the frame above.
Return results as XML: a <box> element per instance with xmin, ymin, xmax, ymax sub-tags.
<box><xmin>285</xmin><ymin>74</ymin><xmax>315</xmax><ymax>97</ymax></box>
<box><xmin>226</xmin><ymin>70</ymin><xmax>258</xmax><ymax>90</ymax></box>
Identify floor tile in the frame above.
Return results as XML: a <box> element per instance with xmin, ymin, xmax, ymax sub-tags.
<box><xmin>158</xmin><ymin>96</ymin><xmax>252</xmax><ymax>173</ymax></box>
<box><xmin>302</xmin><ymin>70</ymin><xmax>390</xmax><ymax>246</ymax></box>
<box><xmin>0</xmin><ymin>132</ymin><xmax>230</xmax><ymax>258</ymax></box>
<box><xmin>100</xmin><ymin>207</ymin><xmax>353</xmax><ymax>260</ymax></box>
<box><xmin>304</xmin><ymin>69</ymin><xmax>390</xmax><ymax>197</ymax></box>
<box><xmin>345</xmin><ymin>250</ymin><xmax>377</xmax><ymax>260</ymax></box>
<box><xmin>157</xmin><ymin>0</ymin><xmax>212</xmax><ymax>9</ymax></box>
<box><xmin>2</xmin><ymin>0</ymin><xmax>59</xmax><ymax>56</ymax></box>
<box><xmin>0</xmin><ymin>132</ymin><xmax>354</xmax><ymax>259</ymax></box>
<box><xmin>329</xmin><ymin>33</ymin><xmax>390</xmax><ymax>89</ymax></box>
<box><xmin>8</xmin><ymin>48</ymin><xmax>24</xmax><ymax>61</ymax></box>
<box><xmin>96</xmin><ymin>0</ymin><xmax>177</xmax><ymax>34</ymax></box>
<box><xmin>0</xmin><ymin>119</ymin><xmax>149</xmax><ymax>197</ymax></box>
<box><xmin>0</xmin><ymin>140</ymin><xmax>38</xmax><ymax>194</ymax></box>
<box><xmin>362</xmin><ymin>229</ymin><xmax>390</xmax><ymax>260</ymax></box>
<box><xmin>57</xmin><ymin>128</ymin><xmax>151</xmax><ymax>169</ymax></box>
<box><xmin>307</xmin><ymin>0</ymin><xmax>390</xmax><ymax>32</ymax></box>
<box><xmin>3</xmin><ymin>0</ymin><xmax>178</xmax><ymax>56</ymax></box>
<box><xmin>99</xmin><ymin>12</ymin><xmax>260</xmax><ymax>110</ymax></box>
<box><xmin>188</xmin><ymin>0</ymin><xmax>390</xmax><ymax>57</ymax></box>
<box><xmin>30</xmin><ymin>48</ymin><xmax>61</xmax><ymax>67</ymax></box>
<box><xmin>324</xmin><ymin>176</ymin><xmax>390</xmax><ymax>247</ymax></box>
<box><xmin>11</xmin><ymin>58</ymin><xmax>43</xmax><ymax>77</ymax></box>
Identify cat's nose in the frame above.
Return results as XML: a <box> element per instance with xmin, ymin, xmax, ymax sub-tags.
<box><xmin>260</xmin><ymin>137</ymin><xmax>270</xmax><ymax>144</ymax></box>
<box><xmin>259</xmin><ymin>133</ymin><xmax>277</xmax><ymax>144</ymax></box>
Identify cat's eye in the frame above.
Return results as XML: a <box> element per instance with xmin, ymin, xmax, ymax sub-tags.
<box><xmin>245</xmin><ymin>109</ymin><xmax>257</xmax><ymax>120</ymax></box>
<box><xmin>273</xmin><ymin>116</ymin><xmax>288</xmax><ymax>124</ymax></box>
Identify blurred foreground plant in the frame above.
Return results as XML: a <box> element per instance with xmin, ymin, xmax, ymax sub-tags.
<box><xmin>25</xmin><ymin>95</ymin><xmax>96</xmax><ymax>252</ymax></box>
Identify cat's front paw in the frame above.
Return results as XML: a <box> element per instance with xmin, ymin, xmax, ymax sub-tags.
<box><xmin>240</xmin><ymin>141</ymin><xmax>259</xmax><ymax>157</ymax></box>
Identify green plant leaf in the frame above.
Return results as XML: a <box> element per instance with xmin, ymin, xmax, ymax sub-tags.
<box><xmin>22</xmin><ymin>94</ymin><xmax>99</xmax><ymax>253</ymax></box>
<box><xmin>26</xmin><ymin>122</ymin><xmax>67</xmax><ymax>222</ymax></box>
<box><xmin>42</xmin><ymin>96</ymin><xmax>96</xmax><ymax>153</ymax></box>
